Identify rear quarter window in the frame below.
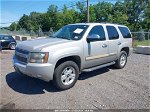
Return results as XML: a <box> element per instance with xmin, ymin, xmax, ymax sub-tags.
<box><xmin>118</xmin><ymin>27</ymin><xmax>131</xmax><ymax>38</ymax></box>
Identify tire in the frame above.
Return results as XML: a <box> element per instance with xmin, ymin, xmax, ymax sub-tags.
<box><xmin>114</xmin><ymin>51</ymin><xmax>127</xmax><ymax>69</ymax></box>
<box><xmin>9</xmin><ymin>43</ymin><xmax>16</xmax><ymax>50</ymax></box>
<box><xmin>53</xmin><ymin>61</ymin><xmax>79</xmax><ymax>90</ymax></box>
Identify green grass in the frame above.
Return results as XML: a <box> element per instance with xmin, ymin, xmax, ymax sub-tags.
<box><xmin>134</xmin><ymin>40</ymin><xmax>150</xmax><ymax>47</ymax></box>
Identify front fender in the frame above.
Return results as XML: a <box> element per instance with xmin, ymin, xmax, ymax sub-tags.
<box><xmin>50</xmin><ymin>47</ymin><xmax>83</xmax><ymax>66</ymax></box>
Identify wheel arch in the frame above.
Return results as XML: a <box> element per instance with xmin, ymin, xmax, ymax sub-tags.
<box><xmin>8</xmin><ymin>42</ymin><xmax>16</xmax><ymax>47</ymax></box>
<box><xmin>55</xmin><ymin>55</ymin><xmax>81</xmax><ymax>72</ymax></box>
<box><xmin>120</xmin><ymin>47</ymin><xmax>129</xmax><ymax>56</ymax></box>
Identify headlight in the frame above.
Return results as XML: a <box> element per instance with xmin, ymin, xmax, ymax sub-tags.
<box><xmin>29</xmin><ymin>52</ymin><xmax>49</xmax><ymax>63</ymax></box>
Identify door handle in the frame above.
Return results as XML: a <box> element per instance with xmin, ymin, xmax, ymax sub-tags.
<box><xmin>102</xmin><ymin>44</ymin><xmax>107</xmax><ymax>48</ymax></box>
<box><xmin>118</xmin><ymin>42</ymin><xmax>121</xmax><ymax>45</ymax></box>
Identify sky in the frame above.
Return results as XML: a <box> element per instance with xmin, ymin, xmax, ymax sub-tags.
<box><xmin>0</xmin><ymin>0</ymin><xmax>118</xmax><ymax>27</ymax></box>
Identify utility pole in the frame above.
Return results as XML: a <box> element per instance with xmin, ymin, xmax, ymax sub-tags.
<box><xmin>87</xmin><ymin>0</ymin><xmax>89</xmax><ymax>23</ymax></box>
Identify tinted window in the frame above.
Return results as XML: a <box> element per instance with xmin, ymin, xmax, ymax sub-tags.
<box><xmin>89</xmin><ymin>26</ymin><xmax>105</xmax><ymax>40</ymax></box>
<box><xmin>106</xmin><ymin>26</ymin><xmax>119</xmax><ymax>40</ymax></box>
<box><xmin>2</xmin><ymin>36</ymin><xmax>13</xmax><ymax>40</ymax></box>
<box><xmin>119</xmin><ymin>27</ymin><xmax>131</xmax><ymax>38</ymax></box>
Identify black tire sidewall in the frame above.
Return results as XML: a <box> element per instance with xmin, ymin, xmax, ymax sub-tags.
<box><xmin>53</xmin><ymin>61</ymin><xmax>79</xmax><ymax>90</ymax></box>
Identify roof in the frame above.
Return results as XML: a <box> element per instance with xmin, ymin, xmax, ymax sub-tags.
<box><xmin>71</xmin><ymin>23</ymin><xmax>127</xmax><ymax>27</ymax></box>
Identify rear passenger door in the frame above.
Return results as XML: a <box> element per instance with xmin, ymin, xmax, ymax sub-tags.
<box><xmin>106</xmin><ymin>26</ymin><xmax>121</xmax><ymax>61</ymax></box>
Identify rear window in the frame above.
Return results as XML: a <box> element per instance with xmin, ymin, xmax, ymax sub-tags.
<box><xmin>118</xmin><ymin>27</ymin><xmax>131</xmax><ymax>38</ymax></box>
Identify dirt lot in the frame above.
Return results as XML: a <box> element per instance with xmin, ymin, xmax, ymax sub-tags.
<box><xmin>0</xmin><ymin>50</ymin><xmax>149</xmax><ymax>110</ymax></box>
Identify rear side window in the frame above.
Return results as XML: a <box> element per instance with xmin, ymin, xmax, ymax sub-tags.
<box><xmin>119</xmin><ymin>27</ymin><xmax>131</xmax><ymax>38</ymax></box>
<box><xmin>3</xmin><ymin>36</ymin><xmax>13</xmax><ymax>40</ymax></box>
<box><xmin>106</xmin><ymin>26</ymin><xmax>119</xmax><ymax>40</ymax></box>
<box><xmin>89</xmin><ymin>25</ymin><xmax>105</xmax><ymax>40</ymax></box>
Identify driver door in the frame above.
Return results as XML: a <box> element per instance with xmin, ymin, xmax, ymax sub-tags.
<box><xmin>84</xmin><ymin>25</ymin><xmax>109</xmax><ymax>68</ymax></box>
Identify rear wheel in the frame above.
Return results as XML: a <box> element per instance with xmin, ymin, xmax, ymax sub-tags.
<box><xmin>114</xmin><ymin>51</ymin><xmax>127</xmax><ymax>69</ymax></box>
<box><xmin>53</xmin><ymin>61</ymin><xmax>79</xmax><ymax>90</ymax></box>
<box><xmin>9</xmin><ymin>43</ymin><xmax>16</xmax><ymax>50</ymax></box>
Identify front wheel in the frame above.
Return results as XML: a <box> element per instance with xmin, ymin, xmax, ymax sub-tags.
<box><xmin>53</xmin><ymin>61</ymin><xmax>79</xmax><ymax>90</ymax></box>
<box><xmin>114</xmin><ymin>51</ymin><xmax>127</xmax><ymax>69</ymax></box>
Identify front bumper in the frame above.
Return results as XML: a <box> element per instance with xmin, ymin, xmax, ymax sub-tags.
<box><xmin>13</xmin><ymin>57</ymin><xmax>54</xmax><ymax>82</ymax></box>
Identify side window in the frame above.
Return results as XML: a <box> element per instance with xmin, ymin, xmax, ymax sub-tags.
<box><xmin>3</xmin><ymin>36</ymin><xmax>9</xmax><ymax>40</ymax></box>
<box><xmin>118</xmin><ymin>27</ymin><xmax>131</xmax><ymax>38</ymax></box>
<box><xmin>106</xmin><ymin>26</ymin><xmax>119</xmax><ymax>40</ymax></box>
<box><xmin>88</xmin><ymin>25</ymin><xmax>105</xmax><ymax>41</ymax></box>
<box><xmin>3</xmin><ymin>36</ymin><xmax>13</xmax><ymax>40</ymax></box>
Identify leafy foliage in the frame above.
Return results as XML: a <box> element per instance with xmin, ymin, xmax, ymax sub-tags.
<box><xmin>10</xmin><ymin>0</ymin><xmax>149</xmax><ymax>32</ymax></box>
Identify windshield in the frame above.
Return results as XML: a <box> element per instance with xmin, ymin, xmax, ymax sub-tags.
<box><xmin>52</xmin><ymin>25</ymin><xmax>89</xmax><ymax>40</ymax></box>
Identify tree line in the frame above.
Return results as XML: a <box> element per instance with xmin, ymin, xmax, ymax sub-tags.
<box><xmin>9</xmin><ymin>0</ymin><xmax>150</xmax><ymax>32</ymax></box>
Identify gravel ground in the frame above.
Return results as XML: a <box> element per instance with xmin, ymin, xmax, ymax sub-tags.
<box><xmin>0</xmin><ymin>50</ymin><xmax>149</xmax><ymax>110</ymax></box>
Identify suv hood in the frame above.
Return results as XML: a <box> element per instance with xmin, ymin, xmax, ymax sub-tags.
<box><xmin>17</xmin><ymin>37</ymin><xmax>72</xmax><ymax>52</ymax></box>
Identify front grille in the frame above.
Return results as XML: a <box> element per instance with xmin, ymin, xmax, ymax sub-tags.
<box><xmin>15</xmin><ymin>47</ymin><xmax>29</xmax><ymax>54</ymax></box>
<box><xmin>15</xmin><ymin>54</ymin><xmax>28</xmax><ymax>63</ymax></box>
<box><xmin>15</xmin><ymin>48</ymin><xmax>29</xmax><ymax>63</ymax></box>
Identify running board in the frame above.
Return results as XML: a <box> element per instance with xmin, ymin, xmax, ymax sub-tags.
<box><xmin>82</xmin><ymin>61</ymin><xmax>115</xmax><ymax>72</ymax></box>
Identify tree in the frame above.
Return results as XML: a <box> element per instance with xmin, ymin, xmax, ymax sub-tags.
<box><xmin>18</xmin><ymin>14</ymin><xmax>31</xmax><ymax>31</ymax></box>
<box><xmin>94</xmin><ymin>2</ymin><xmax>113</xmax><ymax>22</ymax></box>
<box><xmin>112</xmin><ymin>1</ymin><xmax>129</xmax><ymax>25</ymax></box>
<box><xmin>29</xmin><ymin>12</ymin><xmax>41</xmax><ymax>31</ymax></box>
<box><xmin>76</xmin><ymin>1</ymin><xmax>87</xmax><ymax>22</ymax></box>
<box><xmin>39</xmin><ymin>13</ymin><xmax>52</xmax><ymax>32</ymax></box>
<box><xmin>143</xmin><ymin>0</ymin><xmax>150</xmax><ymax>31</ymax></box>
<box><xmin>9</xmin><ymin>1</ymin><xmax>149</xmax><ymax>33</ymax></box>
<box><xmin>62</xmin><ymin>5</ymin><xmax>76</xmax><ymax>25</ymax></box>
<box><xmin>9</xmin><ymin>22</ymin><xmax>17</xmax><ymax>31</ymax></box>
<box><xmin>124</xmin><ymin>0</ymin><xmax>147</xmax><ymax>31</ymax></box>
<box><xmin>47</xmin><ymin>5</ymin><xmax>58</xmax><ymax>31</ymax></box>
<box><xmin>89</xmin><ymin>5</ymin><xmax>96</xmax><ymax>22</ymax></box>
<box><xmin>47</xmin><ymin>5</ymin><xmax>58</xmax><ymax>15</ymax></box>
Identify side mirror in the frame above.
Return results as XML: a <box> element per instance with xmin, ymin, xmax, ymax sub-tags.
<box><xmin>87</xmin><ymin>34</ymin><xmax>101</xmax><ymax>43</ymax></box>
